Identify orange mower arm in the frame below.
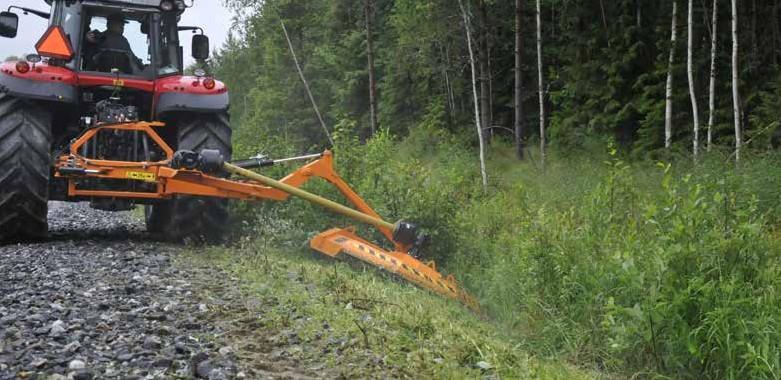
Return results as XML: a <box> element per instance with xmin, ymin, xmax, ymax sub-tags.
<box><xmin>54</xmin><ymin>122</ymin><xmax>477</xmax><ymax>310</ymax></box>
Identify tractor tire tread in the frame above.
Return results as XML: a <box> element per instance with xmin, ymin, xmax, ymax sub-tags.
<box><xmin>146</xmin><ymin>112</ymin><xmax>232</xmax><ymax>243</ymax></box>
<box><xmin>0</xmin><ymin>93</ymin><xmax>52</xmax><ymax>242</ymax></box>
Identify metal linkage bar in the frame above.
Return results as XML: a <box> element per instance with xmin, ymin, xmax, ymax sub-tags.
<box><xmin>230</xmin><ymin>152</ymin><xmax>324</xmax><ymax>170</ymax></box>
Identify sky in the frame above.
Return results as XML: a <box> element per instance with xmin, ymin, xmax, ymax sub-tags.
<box><xmin>0</xmin><ymin>0</ymin><xmax>233</xmax><ymax>66</ymax></box>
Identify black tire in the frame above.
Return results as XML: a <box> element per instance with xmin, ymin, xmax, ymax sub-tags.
<box><xmin>145</xmin><ymin>112</ymin><xmax>232</xmax><ymax>243</ymax></box>
<box><xmin>0</xmin><ymin>93</ymin><xmax>52</xmax><ymax>242</ymax></box>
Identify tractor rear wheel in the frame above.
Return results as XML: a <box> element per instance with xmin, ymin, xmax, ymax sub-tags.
<box><xmin>145</xmin><ymin>112</ymin><xmax>232</xmax><ymax>243</ymax></box>
<box><xmin>0</xmin><ymin>93</ymin><xmax>52</xmax><ymax>242</ymax></box>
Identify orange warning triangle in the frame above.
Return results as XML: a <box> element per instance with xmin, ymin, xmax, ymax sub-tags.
<box><xmin>35</xmin><ymin>26</ymin><xmax>73</xmax><ymax>60</ymax></box>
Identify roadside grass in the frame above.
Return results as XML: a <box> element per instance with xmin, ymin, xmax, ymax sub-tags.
<box><xmin>192</xmin><ymin>241</ymin><xmax>599</xmax><ymax>379</ymax></box>
<box><xmin>200</xmin><ymin>122</ymin><xmax>781</xmax><ymax>378</ymax></box>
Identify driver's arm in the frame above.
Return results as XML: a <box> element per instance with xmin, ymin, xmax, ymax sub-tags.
<box><xmin>83</xmin><ymin>30</ymin><xmax>104</xmax><ymax>69</ymax></box>
<box><xmin>85</xmin><ymin>30</ymin><xmax>105</xmax><ymax>44</ymax></box>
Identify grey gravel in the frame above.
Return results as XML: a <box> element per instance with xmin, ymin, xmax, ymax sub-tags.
<box><xmin>67</xmin><ymin>359</ymin><xmax>85</xmax><ymax>370</ymax></box>
<box><xmin>0</xmin><ymin>202</ymin><xmax>242</xmax><ymax>379</ymax></box>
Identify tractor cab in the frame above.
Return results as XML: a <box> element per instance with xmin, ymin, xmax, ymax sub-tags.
<box><xmin>0</xmin><ymin>0</ymin><xmax>226</xmax><ymax>128</ymax></box>
<box><xmin>0</xmin><ymin>0</ymin><xmax>231</xmax><ymax>242</ymax></box>
<box><xmin>1</xmin><ymin>0</ymin><xmax>209</xmax><ymax>78</ymax></box>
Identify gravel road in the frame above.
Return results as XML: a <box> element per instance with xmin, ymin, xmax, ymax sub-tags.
<box><xmin>0</xmin><ymin>202</ymin><xmax>252</xmax><ymax>380</ymax></box>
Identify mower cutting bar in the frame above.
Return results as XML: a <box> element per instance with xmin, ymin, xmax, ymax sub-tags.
<box><xmin>311</xmin><ymin>228</ymin><xmax>479</xmax><ymax>310</ymax></box>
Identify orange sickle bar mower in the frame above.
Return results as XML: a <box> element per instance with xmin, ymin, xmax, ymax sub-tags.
<box><xmin>54</xmin><ymin>121</ymin><xmax>479</xmax><ymax>311</ymax></box>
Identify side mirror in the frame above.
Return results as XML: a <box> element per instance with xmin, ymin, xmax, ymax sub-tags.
<box><xmin>0</xmin><ymin>12</ymin><xmax>19</xmax><ymax>38</ymax></box>
<box><xmin>192</xmin><ymin>34</ymin><xmax>209</xmax><ymax>60</ymax></box>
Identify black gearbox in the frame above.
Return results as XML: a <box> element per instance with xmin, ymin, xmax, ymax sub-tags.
<box><xmin>96</xmin><ymin>99</ymin><xmax>139</xmax><ymax>124</ymax></box>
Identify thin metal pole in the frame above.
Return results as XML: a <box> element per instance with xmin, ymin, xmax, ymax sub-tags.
<box><xmin>273</xmin><ymin>153</ymin><xmax>323</xmax><ymax>164</ymax></box>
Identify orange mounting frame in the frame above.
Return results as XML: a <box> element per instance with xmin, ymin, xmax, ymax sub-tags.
<box><xmin>55</xmin><ymin>121</ymin><xmax>479</xmax><ymax>311</ymax></box>
<box><xmin>57</xmin><ymin>123</ymin><xmax>382</xmax><ymax>218</ymax></box>
<box><xmin>56</xmin><ymin>122</ymin><xmax>396</xmax><ymax>242</ymax></box>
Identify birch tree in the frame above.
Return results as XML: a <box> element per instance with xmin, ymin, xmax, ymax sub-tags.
<box><xmin>665</xmin><ymin>1</ymin><xmax>678</xmax><ymax>149</ymax></box>
<box><xmin>514</xmin><ymin>0</ymin><xmax>524</xmax><ymax>160</ymax></box>
<box><xmin>536</xmin><ymin>0</ymin><xmax>546</xmax><ymax>166</ymax></box>
<box><xmin>707</xmin><ymin>0</ymin><xmax>718</xmax><ymax>151</ymax></box>
<box><xmin>731</xmin><ymin>0</ymin><xmax>742</xmax><ymax>162</ymax></box>
<box><xmin>687</xmin><ymin>0</ymin><xmax>701</xmax><ymax>157</ymax></box>
<box><xmin>364</xmin><ymin>0</ymin><xmax>378</xmax><ymax>136</ymax></box>
<box><xmin>459</xmin><ymin>0</ymin><xmax>488</xmax><ymax>191</ymax></box>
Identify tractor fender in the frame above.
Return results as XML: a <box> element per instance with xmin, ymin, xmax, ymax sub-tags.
<box><xmin>155</xmin><ymin>92</ymin><xmax>230</xmax><ymax>115</ymax></box>
<box><xmin>154</xmin><ymin>75</ymin><xmax>230</xmax><ymax>116</ymax></box>
<box><xmin>0</xmin><ymin>68</ymin><xmax>77</xmax><ymax>104</ymax></box>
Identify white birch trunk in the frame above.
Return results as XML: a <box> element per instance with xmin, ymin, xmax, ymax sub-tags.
<box><xmin>687</xmin><ymin>0</ymin><xmax>700</xmax><ymax>158</ymax></box>
<box><xmin>459</xmin><ymin>0</ymin><xmax>489</xmax><ymax>191</ymax></box>
<box><xmin>731</xmin><ymin>0</ymin><xmax>742</xmax><ymax>162</ymax></box>
<box><xmin>665</xmin><ymin>1</ymin><xmax>678</xmax><ymax>149</ymax></box>
<box><xmin>707</xmin><ymin>0</ymin><xmax>718</xmax><ymax>151</ymax></box>
<box><xmin>536</xmin><ymin>0</ymin><xmax>546</xmax><ymax>167</ymax></box>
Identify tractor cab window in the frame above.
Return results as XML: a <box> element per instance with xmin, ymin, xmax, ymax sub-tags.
<box><xmin>81</xmin><ymin>12</ymin><xmax>152</xmax><ymax>76</ymax></box>
<box><xmin>157</xmin><ymin>13</ymin><xmax>182</xmax><ymax>76</ymax></box>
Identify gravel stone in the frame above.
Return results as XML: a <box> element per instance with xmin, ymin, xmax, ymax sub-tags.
<box><xmin>49</xmin><ymin>320</ymin><xmax>67</xmax><ymax>337</ymax></box>
<box><xmin>0</xmin><ymin>202</ymin><xmax>245</xmax><ymax>379</ymax></box>
<box><xmin>68</xmin><ymin>359</ymin><xmax>86</xmax><ymax>370</ymax></box>
<box><xmin>63</xmin><ymin>341</ymin><xmax>81</xmax><ymax>353</ymax></box>
<box><xmin>143</xmin><ymin>335</ymin><xmax>163</xmax><ymax>350</ymax></box>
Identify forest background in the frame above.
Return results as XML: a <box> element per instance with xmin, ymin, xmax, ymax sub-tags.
<box><xmin>204</xmin><ymin>0</ymin><xmax>781</xmax><ymax>378</ymax></box>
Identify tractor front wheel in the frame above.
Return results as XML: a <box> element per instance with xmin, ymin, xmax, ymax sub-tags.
<box><xmin>145</xmin><ymin>112</ymin><xmax>232</xmax><ymax>243</ymax></box>
<box><xmin>0</xmin><ymin>93</ymin><xmax>52</xmax><ymax>242</ymax></box>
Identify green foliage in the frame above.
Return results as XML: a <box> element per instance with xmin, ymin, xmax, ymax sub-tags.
<box><xmin>224</xmin><ymin>111</ymin><xmax>781</xmax><ymax>378</ymax></box>
<box><xmin>448</xmin><ymin>148</ymin><xmax>781</xmax><ymax>378</ymax></box>
<box><xmin>212</xmin><ymin>0</ymin><xmax>781</xmax><ymax>378</ymax></box>
<box><xmin>749</xmin><ymin>73</ymin><xmax>781</xmax><ymax>150</ymax></box>
<box><xmin>218</xmin><ymin>0</ymin><xmax>781</xmax><ymax>158</ymax></box>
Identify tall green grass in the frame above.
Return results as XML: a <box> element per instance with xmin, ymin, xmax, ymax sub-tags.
<box><xmin>232</xmin><ymin>122</ymin><xmax>781</xmax><ymax>378</ymax></box>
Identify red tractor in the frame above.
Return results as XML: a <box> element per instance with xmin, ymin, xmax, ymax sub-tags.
<box><xmin>0</xmin><ymin>1</ymin><xmax>480</xmax><ymax>309</ymax></box>
<box><xmin>0</xmin><ymin>0</ymin><xmax>231</xmax><ymax>242</ymax></box>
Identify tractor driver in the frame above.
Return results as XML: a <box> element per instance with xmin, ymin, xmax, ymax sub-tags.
<box><xmin>83</xmin><ymin>14</ymin><xmax>143</xmax><ymax>73</ymax></box>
